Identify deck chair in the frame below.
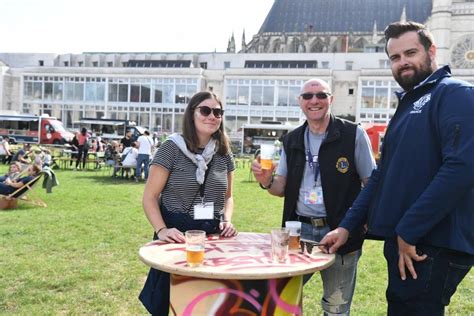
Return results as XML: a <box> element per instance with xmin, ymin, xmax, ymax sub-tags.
<box><xmin>0</xmin><ymin>174</ymin><xmax>46</xmax><ymax>210</ymax></box>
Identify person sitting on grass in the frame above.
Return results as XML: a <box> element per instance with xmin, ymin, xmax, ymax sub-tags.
<box><xmin>0</xmin><ymin>164</ymin><xmax>41</xmax><ymax>195</ymax></box>
<box><xmin>0</xmin><ymin>162</ymin><xmax>22</xmax><ymax>182</ymax></box>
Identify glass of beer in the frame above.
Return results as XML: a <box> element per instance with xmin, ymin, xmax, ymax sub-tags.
<box><xmin>185</xmin><ymin>230</ymin><xmax>206</xmax><ymax>267</ymax></box>
<box><xmin>285</xmin><ymin>221</ymin><xmax>302</xmax><ymax>252</ymax></box>
<box><xmin>260</xmin><ymin>144</ymin><xmax>275</xmax><ymax>170</ymax></box>
<box><xmin>271</xmin><ymin>227</ymin><xmax>290</xmax><ymax>263</ymax></box>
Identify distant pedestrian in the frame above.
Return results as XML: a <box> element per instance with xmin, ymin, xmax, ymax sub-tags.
<box><xmin>135</xmin><ymin>130</ymin><xmax>153</xmax><ymax>181</ymax></box>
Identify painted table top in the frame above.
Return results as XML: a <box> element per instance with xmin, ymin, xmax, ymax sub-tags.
<box><xmin>139</xmin><ymin>232</ymin><xmax>335</xmax><ymax>280</ymax></box>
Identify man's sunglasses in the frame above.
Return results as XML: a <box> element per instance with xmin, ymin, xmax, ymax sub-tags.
<box><xmin>300</xmin><ymin>238</ymin><xmax>325</xmax><ymax>254</ymax></box>
<box><xmin>300</xmin><ymin>92</ymin><xmax>331</xmax><ymax>100</ymax></box>
<box><xmin>196</xmin><ymin>106</ymin><xmax>224</xmax><ymax>118</ymax></box>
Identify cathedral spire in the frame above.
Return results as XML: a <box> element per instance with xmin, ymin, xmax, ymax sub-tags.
<box><xmin>241</xmin><ymin>29</ymin><xmax>247</xmax><ymax>53</ymax></box>
<box><xmin>372</xmin><ymin>20</ymin><xmax>378</xmax><ymax>44</ymax></box>
<box><xmin>227</xmin><ymin>32</ymin><xmax>236</xmax><ymax>53</ymax></box>
<box><xmin>400</xmin><ymin>5</ymin><xmax>407</xmax><ymax>22</ymax></box>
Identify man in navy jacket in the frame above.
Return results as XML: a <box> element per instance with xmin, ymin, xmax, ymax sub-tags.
<box><xmin>321</xmin><ymin>21</ymin><xmax>473</xmax><ymax>315</ymax></box>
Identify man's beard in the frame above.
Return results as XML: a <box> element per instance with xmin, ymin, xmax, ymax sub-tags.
<box><xmin>393</xmin><ymin>55</ymin><xmax>434</xmax><ymax>91</ymax></box>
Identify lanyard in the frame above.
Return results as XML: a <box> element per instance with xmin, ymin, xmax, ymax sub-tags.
<box><xmin>184</xmin><ymin>159</ymin><xmax>213</xmax><ymax>211</ymax></box>
<box><xmin>199</xmin><ymin>160</ymin><xmax>213</xmax><ymax>202</ymax></box>
<box><xmin>305</xmin><ymin>128</ymin><xmax>323</xmax><ymax>184</ymax></box>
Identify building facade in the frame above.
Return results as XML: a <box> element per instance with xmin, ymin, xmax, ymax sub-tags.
<box><xmin>1</xmin><ymin>0</ymin><xmax>473</xmax><ymax>142</ymax></box>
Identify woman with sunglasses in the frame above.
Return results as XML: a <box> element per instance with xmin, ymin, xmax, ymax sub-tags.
<box><xmin>139</xmin><ymin>91</ymin><xmax>237</xmax><ymax>315</ymax></box>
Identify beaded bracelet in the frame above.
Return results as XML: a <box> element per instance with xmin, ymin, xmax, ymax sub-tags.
<box><xmin>156</xmin><ymin>227</ymin><xmax>167</xmax><ymax>236</ymax></box>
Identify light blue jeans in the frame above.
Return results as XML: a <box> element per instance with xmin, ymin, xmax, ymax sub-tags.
<box><xmin>301</xmin><ymin>222</ymin><xmax>361</xmax><ymax>316</ymax></box>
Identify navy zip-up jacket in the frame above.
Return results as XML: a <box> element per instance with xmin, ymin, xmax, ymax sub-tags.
<box><xmin>340</xmin><ymin>66</ymin><xmax>474</xmax><ymax>255</ymax></box>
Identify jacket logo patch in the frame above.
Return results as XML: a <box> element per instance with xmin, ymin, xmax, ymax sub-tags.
<box><xmin>336</xmin><ymin>157</ymin><xmax>349</xmax><ymax>174</ymax></box>
<box><xmin>410</xmin><ymin>93</ymin><xmax>431</xmax><ymax>114</ymax></box>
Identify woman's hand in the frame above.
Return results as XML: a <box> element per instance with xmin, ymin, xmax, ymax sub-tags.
<box><xmin>157</xmin><ymin>228</ymin><xmax>185</xmax><ymax>243</ymax></box>
<box><xmin>219</xmin><ymin>221</ymin><xmax>238</xmax><ymax>237</ymax></box>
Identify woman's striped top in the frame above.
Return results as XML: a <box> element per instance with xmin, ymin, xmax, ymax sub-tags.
<box><xmin>151</xmin><ymin>140</ymin><xmax>235</xmax><ymax>218</ymax></box>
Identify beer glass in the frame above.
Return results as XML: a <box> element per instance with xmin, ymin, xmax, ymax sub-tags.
<box><xmin>285</xmin><ymin>221</ymin><xmax>302</xmax><ymax>251</ymax></box>
<box><xmin>260</xmin><ymin>144</ymin><xmax>275</xmax><ymax>170</ymax></box>
<box><xmin>185</xmin><ymin>230</ymin><xmax>206</xmax><ymax>267</ymax></box>
<box><xmin>270</xmin><ymin>227</ymin><xmax>290</xmax><ymax>263</ymax></box>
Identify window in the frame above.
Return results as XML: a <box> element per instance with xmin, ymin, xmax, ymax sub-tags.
<box><xmin>108</xmin><ymin>82</ymin><xmax>129</xmax><ymax>102</ymax></box>
<box><xmin>38</xmin><ymin>60</ymin><xmax>44</xmax><ymax>66</ymax></box>
<box><xmin>131</xmin><ymin>83</ymin><xmax>151</xmax><ymax>103</ymax></box>
<box><xmin>78</xmin><ymin>61</ymin><xmax>83</xmax><ymax>67</ymax></box>
<box><xmin>44</xmin><ymin>82</ymin><xmax>53</xmax><ymax>100</ymax></box>
<box><xmin>65</xmin><ymin>81</ymin><xmax>84</xmax><ymax>101</ymax></box>
<box><xmin>92</xmin><ymin>61</ymin><xmax>98</xmax><ymax>67</ymax></box>
<box><xmin>199</xmin><ymin>62</ymin><xmax>207</xmax><ymax>69</ymax></box>
<box><xmin>53</xmin><ymin>83</ymin><xmax>63</xmax><ymax>100</ymax></box>
<box><xmin>345</xmin><ymin>61</ymin><xmax>353</xmax><ymax>70</ymax></box>
<box><xmin>107</xmin><ymin>62</ymin><xmax>113</xmax><ymax>67</ymax></box>
<box><xmin>224</xmin><ymin>61</ymin><xmax>231</xmax><ymax>69</ymax></box>
<box><xmin>379</xmin><ymin>59</ymin><xmax>390</xmax><ymax>69</ymax></box>
<box><xmin>322</xmin><ymin>61</ymin><xmax>329</xmax><ymax>69</ymax></box>
<box><xmin>63</xmin><ymin>61</ymin><xmax>69</xmax><ymax>67</ymax></box>
<box><xmin>237</xmin><ymin>86</ymin><xmax>249</xmax><ymax>105</ymax></box>
<box><xmin>118</xmin><ymin>84</ymin><xmax>128</xmax><ymax>102</ymax></box>
<box><xmin>348</xmin><ymin>88</ymin><xmax>354</xmax><ymax>95</ymax></box>
<box><xmin>226</xmin><ymin>85</ymin><xmax>237</xmax><ymax>105</ymax></box>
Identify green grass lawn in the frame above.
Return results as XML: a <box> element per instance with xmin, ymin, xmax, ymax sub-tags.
<box><xmin>0</xmin><ymin>165</ymin><xmax>472</xmax><ymax>315</ymax></box>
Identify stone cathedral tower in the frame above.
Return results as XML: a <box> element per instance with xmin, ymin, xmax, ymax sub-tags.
<box><xmin>232</xmin><ymin>0</ymin><xmax>474</xmax><ymax>68</ymax></box>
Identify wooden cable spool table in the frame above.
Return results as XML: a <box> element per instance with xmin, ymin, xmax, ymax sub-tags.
<box><xmin>139</xmin><ymin>232</ymin><xmax>334</xmax><ymax>316</ymax></box>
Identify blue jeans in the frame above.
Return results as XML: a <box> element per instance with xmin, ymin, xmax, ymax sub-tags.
<box><xmin>384</xmin><ymin>238</ymin><xmax>473</xmax><ymax>316</ymax></box>
<box><xmin>301</xmin><ymin>222</ymin><xmax>361</xmax><ymax>316</ymax></box>
<box><xmin>135</xmin><ymin>154</ymin><xmax>150</xmax><ymax>180</ymax></box>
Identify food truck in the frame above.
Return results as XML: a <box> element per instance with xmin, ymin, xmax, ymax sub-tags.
<box><xmin>0</xmin><ymin>113</ymin><xmax>74</xmax><ymax>144</ymax></box>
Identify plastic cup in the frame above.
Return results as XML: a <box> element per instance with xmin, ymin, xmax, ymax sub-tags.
<box><xmin>285</xmin><ymin>221</ymin><xmax>302</xmax><ymax>251</ymax></box>
<box><xmin>260</xmin><ymin>144</ymin><xmax>275</xmax><ymax>170</ymax></box>
<box><xmin>270</xmin><ymin>227</ymin><xmax>290</xmax><ymax>263</ymax></box>
<box><xmin>185</xmin><ymin>230</ymin><xmax>206</xmax><ymax>267</ymax></box>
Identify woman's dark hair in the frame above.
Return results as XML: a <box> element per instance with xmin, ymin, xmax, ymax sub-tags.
<box><xmin>81</xmin><ymin>127</ymin><xmax>87</xmax><ymax>135</ymax></box>
<box><xmin>182</xmin><ymin>91</ymin><xmax>231</xmax><ymax>155</ymax></box>
<box><xmin>384</xmin><ymin>21</ymin><xmax>434</xmax><ymax>54</ymax></box>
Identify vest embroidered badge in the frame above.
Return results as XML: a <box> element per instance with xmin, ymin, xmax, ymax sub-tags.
<box><xmin>336</xmin><ymin>157</ymin><xmax>349</xmax><ymax>173</ymax></box>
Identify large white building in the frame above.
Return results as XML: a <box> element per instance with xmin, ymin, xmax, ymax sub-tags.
<box><xmin>1</xmin><ymin>0</ymin><xmax>473</xmax><ymax>141</ymax></box>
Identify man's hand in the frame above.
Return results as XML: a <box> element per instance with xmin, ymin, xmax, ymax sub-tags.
<box><xmin>251</xmin><ymin>156</ymin><xmax>275</xmax><ymax>187</ymax></box>
<box><xmin>319</xmin><ymin>228</ymin><xmax>349</xmax><ymax>254</ymax></box>
<box><xmin>397</xmin><ymin>236</ymin><xmax>427</xmax><ymax>280</ymax></box>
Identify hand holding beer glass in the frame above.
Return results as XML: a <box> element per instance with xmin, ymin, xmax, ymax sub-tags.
<box><xmin>185</xmin><ymin>230</ymin><xmax>206</xmax><ymax>267</ymax></box>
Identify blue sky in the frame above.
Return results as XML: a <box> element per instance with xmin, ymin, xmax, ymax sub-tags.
<box><xmin>0</xmin><ymin>0</ymin><xmax>273</xmax><ymax>53</ymax></box>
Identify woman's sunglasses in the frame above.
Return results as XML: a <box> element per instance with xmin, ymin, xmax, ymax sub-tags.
<box><xmin>300</xmin><ymin>92</ymin><xmax>331</xmax><ymax>100</ymax></box>
<box><xmin>196</xmin><ymin>106</ymin><xmax>224</xmax><ymax>118</ymax></box>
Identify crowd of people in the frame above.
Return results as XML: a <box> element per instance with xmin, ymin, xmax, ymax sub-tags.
<box><xmin>67</xmin><ymin>127</ymin><xmax>160</xmax><ymax>181</ymax></box>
